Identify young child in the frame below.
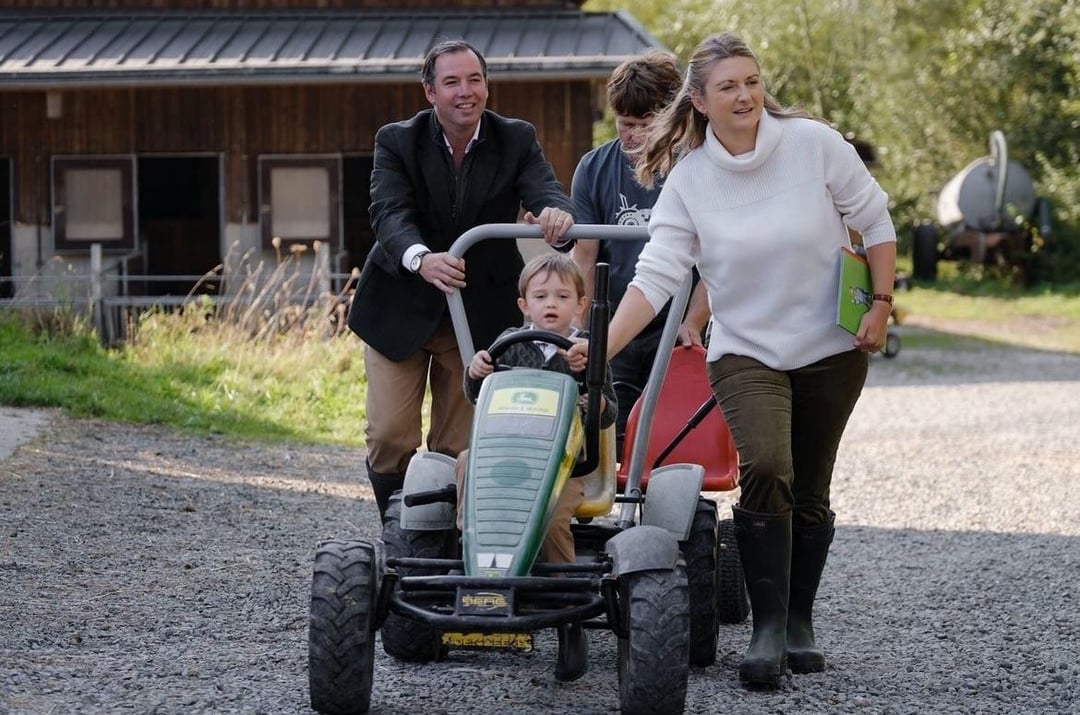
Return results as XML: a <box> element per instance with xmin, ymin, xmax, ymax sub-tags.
<box><xmin>453</xmin><ymin>252</ymin><xmax>616</xmax><ymax>682</ymax></box>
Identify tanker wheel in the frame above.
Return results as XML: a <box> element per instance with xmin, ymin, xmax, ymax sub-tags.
<box><xmin>912</xmin><ymin>224</ymin><xmax>939</xmax><ymax>281</ymax></box>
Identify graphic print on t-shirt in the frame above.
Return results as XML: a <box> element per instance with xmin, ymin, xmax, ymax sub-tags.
<box><xmin>615</xmin><ymin>193</ymin><xmax>651</xmax><ymax>227</ymax></box>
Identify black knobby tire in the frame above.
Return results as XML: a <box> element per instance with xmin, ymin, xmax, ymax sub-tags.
<box><xmin>380</xmin><ymin>495</ymin><xmax>454</xmax><ymax>662</ymax></box>
<box><xmin>717</xmin><ymin>517</ymin><xmax>750</xmax><ymax>624</ymax></box>
<box><xmin>616</xmin><ymin>566</ymin><xmax>691</xmax><ymax>715</ymax></box>
<box><xmin>912</xmin><ymin>224</ymin><xmax>939</xmax><ymax>281</ymax></box>
<box><xmin>309</xmin><ymin>539</ymin><xmax>378</xmax><ymax>715</ymax></box>
<box><xmin>680</xmin><ymin>497</ymin><xmax>720</xmax><ymax>666</ymax></box>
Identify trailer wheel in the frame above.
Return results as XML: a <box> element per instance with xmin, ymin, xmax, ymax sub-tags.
<box><xmin>680</xmin><ymin>497</ymin><xmax>720</xmax><ymax>666</ymax></box>
<box><xmin>616</xmin><ymin>565</ymin><xmax>690</xmax><ymax>715</ymax></box>
<box><xmin>717</xmin><ymin>518</ymin><xmax>750</xmax><ymax>624</ymax></box>
<box><xmin>380</xmin><ymin>495</ymin><xmax>454</xmax><ymax>662</ymax></box>
<box><xmin>883</xmin><ymin>331</ymin><xmax>901</xmax><ymax>358</ymax></box>
<box><xmin>309</xmin><ymin>539</ymin><xmax>378</xmax><ymax>715</ymax></box>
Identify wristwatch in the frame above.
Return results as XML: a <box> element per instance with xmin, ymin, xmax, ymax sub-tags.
<box><xmin>409</xmin><ymin>250</ymin><xmax>430</xmax><ymax>274</ymax></box>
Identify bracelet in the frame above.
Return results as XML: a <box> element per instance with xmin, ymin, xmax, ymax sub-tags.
<box><xmin>871</xmin><ymin>293</ymin><xmax>894</xmax><ymax>304</ymax></box>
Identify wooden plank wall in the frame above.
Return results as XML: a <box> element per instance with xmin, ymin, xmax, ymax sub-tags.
<box><xmin>0</xmin><ymin>79</ymin><xmax>596</xmax><ymax>226</ymax></box>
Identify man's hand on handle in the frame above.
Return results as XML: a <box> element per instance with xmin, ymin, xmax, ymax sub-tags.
<box><xmin>418</xmin><ymin>252</ymin><xmax>467</xmax><ymax>295</ymax></box>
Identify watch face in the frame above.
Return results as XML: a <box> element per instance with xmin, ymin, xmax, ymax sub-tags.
<box><xmin>411</xmin><ymin>254</ymin><xmax>422</xmax><ymax>272</ymax></box>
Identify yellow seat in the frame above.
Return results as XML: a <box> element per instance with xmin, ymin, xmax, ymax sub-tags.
<box><xmin>573</xmin><ymin>424</ymin><xmax>617</xmax><ymax>519</ymax></box>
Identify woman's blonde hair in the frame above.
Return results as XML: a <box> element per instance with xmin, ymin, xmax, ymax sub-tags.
<box><xmin>634</xmin><ymin>32</ymin><xmax>816</xmax><ymax>187</ymax></box>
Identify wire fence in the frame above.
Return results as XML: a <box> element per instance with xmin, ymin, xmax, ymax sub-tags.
<box><xmin>0</xmin><ymin>242</ymin><xmax>357</xmax><ymax>346</ymax></box>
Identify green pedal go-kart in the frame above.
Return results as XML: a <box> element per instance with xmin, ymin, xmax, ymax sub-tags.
<box><xmin>308</xmin><ymin>225</ymin><xmax>748</xmax><ymax>715</ymax></box>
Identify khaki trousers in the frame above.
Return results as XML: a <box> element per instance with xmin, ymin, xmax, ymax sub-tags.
<box><xmin>455</xmin><ymin>451</ymin><xmax>584</xmax><ymax>564</ymax></box>
<box><xmin>707</xmin><ymin>350</ymin><xmax>867</xmax><ymax>528</ymax></box>
<box><xmin>364</xmin><ymin>320</ymin><xmax>472</xmax><ymax>475</ymax></box>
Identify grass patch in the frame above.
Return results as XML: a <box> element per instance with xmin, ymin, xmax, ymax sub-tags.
<box><xmin>0</xmin><ymin>309</ymin><xmax>368</xmax><ymax>447</ymax></box>
<box><xmin>895</xmin><ymin>257</ymin><xmax>1080</xmax><ymax>353</ymax></box>
<box><xmin>0</xmin><ymin>242</ymin><xmax>371</xmax><ymax>447</ymax></box>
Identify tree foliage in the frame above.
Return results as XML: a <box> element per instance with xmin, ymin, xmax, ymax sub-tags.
<box><xmin>585</xmin><ymin>0</ymin><xmax>1080</xmax><ymax>282</ymax></box>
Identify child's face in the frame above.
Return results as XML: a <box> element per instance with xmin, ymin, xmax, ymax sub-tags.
<box><xmin>518</xmin><ymin>270</ymin><xmax>587</xmax><ymax>335</ymax></box>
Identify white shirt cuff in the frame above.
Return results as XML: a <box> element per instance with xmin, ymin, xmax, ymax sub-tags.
<box><xmin>402</xmin><ymin>244</ymin><xmax>429</xmax><ymax>271</ymax></box>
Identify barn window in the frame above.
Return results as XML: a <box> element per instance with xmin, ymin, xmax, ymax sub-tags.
<box><xmin>258</xmin><ymin>156</ymin><xmax>340</xmax><ymax>251</ymax></box>
<box><xmin>52</xmin><ymin>156</ymin><xmax>135</xmax><ymax>252</ymax></box>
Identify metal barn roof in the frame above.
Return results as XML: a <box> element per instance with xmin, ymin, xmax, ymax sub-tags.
<box><xmin>0</xmin><ymin>9</ymin><xmax>664</xmax><ymax>88</ymax></box>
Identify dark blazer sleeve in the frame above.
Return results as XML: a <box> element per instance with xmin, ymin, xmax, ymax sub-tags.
<box><xmin>367</xmin><ymin>122</ymin><xmax>428</xmax><ymax>273</ymax></box>
<box><xmin>347</xmin><ymin>113</ymin><xmax>450</xmax><ymax>360</ymax></box>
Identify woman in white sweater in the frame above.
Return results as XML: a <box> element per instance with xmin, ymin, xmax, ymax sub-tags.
<box><xmin>574</xmin><ymin>33</ymin><xmax>897</xmax><ymax>688</ymax></box>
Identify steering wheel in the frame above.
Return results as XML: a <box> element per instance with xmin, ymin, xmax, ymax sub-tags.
<box><xmin>484</xmin><ymin>329</ymin><xmax>586</xmax><ymax>389</ymax></box>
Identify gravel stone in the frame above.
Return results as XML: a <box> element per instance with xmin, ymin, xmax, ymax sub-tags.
<box><xmin>1</xmin><ymin>325</ymin><xmax>1078</xmax><ymax>714</ymax></box>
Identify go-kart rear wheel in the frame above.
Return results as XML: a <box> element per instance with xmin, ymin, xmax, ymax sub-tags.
<box><xmin>717</xmin><ymin>517</ymin><xmax>750</xmax><ymax>624</ymax></box>
<box><xmin>309</xmin><ymin>539</ymin><xmax>378</xmax><ymax>715</ymax></box>
<box><xmin>380</xmin><ymin>494</ymin><xmax>454</xmax><ymax>662</ymax></box>
<box><xmin>616</xmin><ymin>566</ymin><xmax>690</xmax><ymax>715</ymax></box>
<box><xmin>680</xmin><ymin>497</ymin><xmax>720</xmax><ymax>666</ymax></box>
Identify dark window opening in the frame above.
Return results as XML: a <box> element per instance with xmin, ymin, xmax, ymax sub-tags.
<box><xmin>137</xmin><ymin>156</ymin><xmax>221</xmax><ymax>296</ymax></box>
<box><xmin>342</xmin><ymin>155</ymin><xmax>374</xmax><ymax>275</ymax></box>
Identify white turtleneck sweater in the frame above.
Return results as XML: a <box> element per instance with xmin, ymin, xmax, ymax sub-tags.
<box><xmin>632</xmin><ymin>111</ymin><xmax>896</xmax><ymax>370</ymax></box>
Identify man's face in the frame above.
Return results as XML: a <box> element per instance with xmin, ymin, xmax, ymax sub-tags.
<box><xmin>423</xmin><ymin>49</ymin><xmax>488</xmax><ymax>136</ymax></box>
<box><xmin>614</xmin><ymin>113</ymin><xmax>653</xmax><ymax>157</ymax></box>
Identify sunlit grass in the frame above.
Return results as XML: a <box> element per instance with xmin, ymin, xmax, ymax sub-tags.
<box><xmin>894</xmin><ymin>257</ymin><xmax>1080</xmax><ymax>353</ymax></box>
<box><xmin>0</xmin><ymin>241</ymin><xmax>370</xmax><ymax>447</ymax></box>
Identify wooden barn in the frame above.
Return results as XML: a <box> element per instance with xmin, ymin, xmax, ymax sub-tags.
<box><xmin>0</xmin><ymin>0</ymin><xmax>661</xmax><ymax>302</ymax></box>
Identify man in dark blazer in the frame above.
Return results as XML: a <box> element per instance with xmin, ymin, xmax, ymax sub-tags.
<box><xmin>348</xmin><ymin>39</ymin><xmax>575</xmax><ymax>520</ymax></box>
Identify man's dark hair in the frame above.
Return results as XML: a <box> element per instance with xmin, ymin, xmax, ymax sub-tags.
<box><xmin>607</xmin><ymin>49</ymin><xmax>681</xmax><ymax>118</ymax></box>
<box><xmin>421</xmin><ymin>39</ymin><xmax>488</xmax><ymax>86</ymax></box>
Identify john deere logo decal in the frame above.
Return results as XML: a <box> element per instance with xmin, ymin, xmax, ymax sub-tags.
<box><xmin>489</xmin><ymin>388</ymin><xmax>558</xmax><ymax>417</ymax></box>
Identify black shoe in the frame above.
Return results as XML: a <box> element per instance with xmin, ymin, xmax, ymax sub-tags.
<box><xmin>554</xmin><ymin>623</ymin><xmax>588</xmax><ymax>682</ymax></box>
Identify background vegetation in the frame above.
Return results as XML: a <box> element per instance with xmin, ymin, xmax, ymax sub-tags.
<box><xmin>586</xmin><ymin>0</ymin><xmax>1080</xmax><ymax>285</ymax></box>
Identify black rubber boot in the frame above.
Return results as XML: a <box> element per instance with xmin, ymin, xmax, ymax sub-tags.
<box><xmin>367</xmin><ymin>460</ymin><xmax>405</xmax><ymax>523</ymax></box>
<box><xmin>787</xmin><ymin>512</ymin><xmax>835</xmax><ymax>674</ymax></box>
<box><xmin>554</xmin><ymin>623</ymin><xmax>588</xmax><ymax>682</ymax></box>
<box><xmin>733</xmin><ymin>505</ymin><xmax>791</xmax><ymax>689</ymax></box>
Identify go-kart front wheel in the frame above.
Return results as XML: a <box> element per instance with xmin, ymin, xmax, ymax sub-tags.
<box><xmin>309</xmin><ymin>539</ymin><xmax>379</xmax><ymax>715</ymax></box>
<box><xmin>616</xmin><ymin>566</ymin><xmax>690</xmax><ymax>715</ymax></box>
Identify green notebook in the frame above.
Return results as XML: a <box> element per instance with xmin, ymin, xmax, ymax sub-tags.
<box><xmin>837</xmin><ymin>247</ymin><xmax>872</xmax><ymax>335</ymax></box>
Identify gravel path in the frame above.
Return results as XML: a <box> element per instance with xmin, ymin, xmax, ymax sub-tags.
<box><xmin>2</xmin><ymin>325</ymin><xmax>1079</xmax><ymax>715</ymax></box>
